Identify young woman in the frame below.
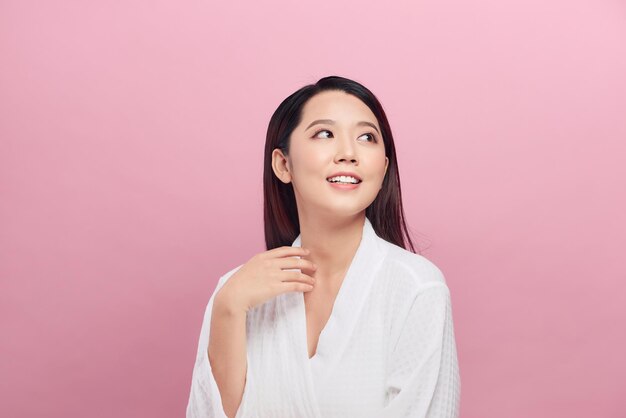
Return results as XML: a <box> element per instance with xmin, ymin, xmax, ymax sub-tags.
<box><xmin>187</xmin><ymin>76</ymin><xmax>460</xmax><ymax>418</ymax></box>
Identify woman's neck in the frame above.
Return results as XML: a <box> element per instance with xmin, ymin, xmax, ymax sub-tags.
<box><xmin>298</xmin><ymin>214</ymin><xmax>365</xmax><ymax>282</ymax></box>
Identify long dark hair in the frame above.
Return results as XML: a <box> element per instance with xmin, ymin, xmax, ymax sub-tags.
<box><xmin>263</xmin><ymin>75</ymin><xmax>419</xmax><ymax>254</ymax></box>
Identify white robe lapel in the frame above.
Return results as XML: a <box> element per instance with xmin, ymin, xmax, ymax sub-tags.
<box><xmin>290</xmin><ymin>216</ymin><xmax>390</xmax><ymax>400</ymax></box>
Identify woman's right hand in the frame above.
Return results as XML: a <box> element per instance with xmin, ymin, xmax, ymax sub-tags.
<box><xmin>214</xmin><ymin>246</ymin><xmax>317</xmax><ymax>314</ymax></box>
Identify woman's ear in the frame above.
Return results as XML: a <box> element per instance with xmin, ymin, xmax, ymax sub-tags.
<box><xmin>271</xmin><ymin>148</ymin><xmax>292</xmax><ymax>184</ymax></box>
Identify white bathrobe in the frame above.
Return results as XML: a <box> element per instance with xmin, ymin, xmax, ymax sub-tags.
<box><xmin>186</xmin><ymin>216</ymin><xmax>460</xmax><ymax>417</ymax></box>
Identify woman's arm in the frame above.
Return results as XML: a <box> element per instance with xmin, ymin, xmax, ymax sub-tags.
<box><xmin>186</xmin><ymin>265</ymin><xmax>251</xmax><ymax>418</ymax></box>
<box><xmin>187</xmin><ymin>249</ymin><xmax>314</xmax><ymax>417</ymax></box>
<box><xmin>209</xmin><ymin>292</ymin><xmax>248</xmax><ymax>418</ymax></box>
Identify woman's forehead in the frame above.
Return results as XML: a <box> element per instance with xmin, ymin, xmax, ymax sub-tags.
<box><xmin>300</xmin><ymin>91</ymin><xmax>378</xmax><ymax>127</ymax></box>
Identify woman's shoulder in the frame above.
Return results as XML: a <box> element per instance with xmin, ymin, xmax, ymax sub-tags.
<box><xmin>379</xmin><ymin>239</ymin><xmax>449</xmax><ymax>294</ymax></box>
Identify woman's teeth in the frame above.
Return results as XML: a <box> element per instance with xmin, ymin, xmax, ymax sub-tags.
<box><xmin>326</xmin><ymin>176</ymin><xmax>361</xmax><ymax>184</ymax></box>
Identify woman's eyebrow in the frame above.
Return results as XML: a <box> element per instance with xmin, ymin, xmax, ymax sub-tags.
<box><xmin>305</xmin><ymin>119</ymin><xmax>380</xmax><ymax>135</ymax></box>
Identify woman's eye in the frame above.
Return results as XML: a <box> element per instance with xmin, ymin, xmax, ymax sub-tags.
<box><xmin>314</xmin><ymin>129</ymin><xmax>333</xmax><ymax>139</ymax></box>
<box><xmin>313</xmin><ymin>130</ymin><xmax>376</xmax><ymax>142</ymax></box>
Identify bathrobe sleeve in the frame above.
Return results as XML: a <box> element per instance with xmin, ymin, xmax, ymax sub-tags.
<box><xmin>186</xmin><ymin>266</ymin><xmax>254</xmax><ymax>418</ymax></box>
<box><xmin>382</xmin><ymin>282</ymin><xmax>461</xmax><ymax>418</ymax></box>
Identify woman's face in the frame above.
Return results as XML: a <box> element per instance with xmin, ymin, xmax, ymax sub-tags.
<box><xmin>272</xmin><ymin>90</ymin><xmax>389</xmax><ymax>219</ymax></box>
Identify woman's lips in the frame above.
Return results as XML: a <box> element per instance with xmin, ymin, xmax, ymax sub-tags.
<box><xmin>326</xmin><ymin>179</ymin><xmax>361</xmax><ymax>190</ymax></box>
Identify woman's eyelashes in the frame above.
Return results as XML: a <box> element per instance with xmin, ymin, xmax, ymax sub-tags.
<box><xmin>312</xmin><ymin>129</ymin><xmax>376</xmax><ymax>142</ymax></box>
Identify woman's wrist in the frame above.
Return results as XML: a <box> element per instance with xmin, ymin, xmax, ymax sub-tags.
<box><xmin>214</xmin><ymin>287</ymin><xmax>248</xmax><ymax>316</ymax></box>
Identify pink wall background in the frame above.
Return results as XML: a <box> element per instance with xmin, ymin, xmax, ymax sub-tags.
<box><xmin>1</xmin><ymin>1</ymin><xmax>625</xmax><ymax>417</ymax></box>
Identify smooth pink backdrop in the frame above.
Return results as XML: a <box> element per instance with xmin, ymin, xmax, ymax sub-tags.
<box><xmin>1</xmin><ymin>1</ymin><xmax>625</xmax><ymax>417</ymax></box>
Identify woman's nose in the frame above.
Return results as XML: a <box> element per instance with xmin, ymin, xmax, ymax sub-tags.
<box><xmin>334</xmin><ymin>137</ymin><xmax>358</xmax><ymax>163</ymax></box>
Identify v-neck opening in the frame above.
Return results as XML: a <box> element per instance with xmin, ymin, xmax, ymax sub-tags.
<box><xmin>304</xmin><ymin>277</ymin><xmax>347</xmax><ymax>361</ymax></box>
<box><xmin>289</xmin><ymin>216</ymin><xmax>388</xmax><ymax>375</ymax></box>
<box><xmin>296</xmin><ymin>219</ymin><xmax>365</xmax><ymax>363</ymax></box>
<box><xmin>304</xmin><ymin>288</ymin><xmax>343</xmax><ymax>362</ymax></box>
